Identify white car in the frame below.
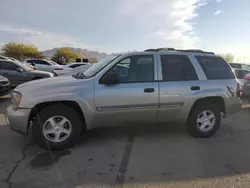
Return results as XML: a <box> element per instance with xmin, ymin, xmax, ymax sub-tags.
<box><xmin>23</xmin><ymin>59</ymin><xmax>63</xmax><ymax>72</ymax></box>
<box><xmin>53</xmin><ymin>63</ymin><xmax>92</xmax><ymax>76</ymax></box>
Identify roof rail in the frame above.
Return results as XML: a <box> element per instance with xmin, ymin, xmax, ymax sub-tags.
<box><xmin>144</xmin><ymin>48</ymin><xmax>215</xmax><ymax>54</ymax></box>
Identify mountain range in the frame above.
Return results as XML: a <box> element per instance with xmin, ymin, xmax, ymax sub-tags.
<box><xmin>41</xmin><ymin>47</ymin><xmax>108</xmax><ymax>60</ymax></box>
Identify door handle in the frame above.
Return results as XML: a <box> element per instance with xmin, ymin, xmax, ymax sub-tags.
<box><xmin>144</xmin><ymin>88</ymin><xmax>155</xmax><ymax>93</ymax></box>
<box><xmin>191</xmin><ymin>86</ymin><xmax>200</xmax><ymax>91</ymax></box>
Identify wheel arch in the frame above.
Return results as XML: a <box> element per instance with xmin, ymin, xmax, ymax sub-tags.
<box><xmin>27</xmin><ymin>101</ymin><xmax>86</xmax><ymax>132</ymax></box>
<box><xmin>187</xmin><ymin>96</ymin><xmax>225</xmax><ymax>122</ymax></box>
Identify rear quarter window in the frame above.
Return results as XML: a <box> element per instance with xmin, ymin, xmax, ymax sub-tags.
<box><xmin>196</xmin><ymin>56</ymin><xmax>235</xmax><ymax>80</ymax></box>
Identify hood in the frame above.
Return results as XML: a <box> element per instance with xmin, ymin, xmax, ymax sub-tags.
<box><xmin>15</xmin><ymin>76</ymin><xmax>93</xmax><ymax>95</ymax></box>
<box><xmin>16</xmin><ymin>76</ymin><xmax>76</xmax><ymax>90</ymax></box>
<box><xmin>15</xmin><ymin>76</ymin><xmax>94</xmax><ymax>108</ymax></box>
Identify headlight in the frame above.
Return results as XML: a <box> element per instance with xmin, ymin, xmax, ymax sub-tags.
<box><xmin>12</xmin><ymin>92</ymin><xmax>22</xmax><ymax>110</ymax></box>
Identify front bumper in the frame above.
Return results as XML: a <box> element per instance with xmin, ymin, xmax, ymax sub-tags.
<box><xmin>224</xmin><ymin>97</ymin><xmax>242</xmax><ymax>116</ymax></box>
<box><xmin>5</xmin><ymin>105</ymin><xmax>31</xmax><ymax>135</ymax></box>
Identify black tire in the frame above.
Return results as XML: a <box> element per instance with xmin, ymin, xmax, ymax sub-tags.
<box><xmin>187</xmin><ymin>103</ymin><xmax>221</xmax><ymax>138</ymax></box>
<box><xmin>32</xmin><ymin>104</ymin><xmax>82</xmax><ymax>150</ymax></box>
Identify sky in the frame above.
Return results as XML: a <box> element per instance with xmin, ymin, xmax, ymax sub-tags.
<box><xmin>0</xmin><ymin>0</ymin><xmax>249</xmax><ymax>63</ymax></box>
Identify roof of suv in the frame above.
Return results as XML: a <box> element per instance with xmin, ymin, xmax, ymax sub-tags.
<box><xmin>144</xmin><ymin>48</ymin><xmax>215</xmax><ymax>54</ymax></box>
<box><xmin>120</xmin><ymin>48</ymin><xmax>217</xmax><ymax>57</ymax></box>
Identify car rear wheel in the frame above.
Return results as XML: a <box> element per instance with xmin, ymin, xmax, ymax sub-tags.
<box><xmin>32</xmin><ymin>104</ymin><xmax>82</xmax><ymax>150</ymax></box>
<box><xmin>187</xmin><ymin>103</ymin><xmax>221</xmax><ymax>138</ymax></box>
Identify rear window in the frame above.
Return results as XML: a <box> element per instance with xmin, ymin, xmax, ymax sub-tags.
<box><xmin>196</xmin><ymin>56</ymin><xmax>235</xmax><ymax>80</ymax></box>
<box><xmin>234</xmin><ymin>70</ymin><xmax>249</xmax><ymax>79</ymax></box>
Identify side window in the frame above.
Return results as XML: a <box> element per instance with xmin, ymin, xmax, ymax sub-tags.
<box><xmin>70</xmin><ymin>64</ymin><xmax>83</xmax><ymax>68</ymax></box>
<box><xmin>106</xmin><ymin>55</ymin><xmax>154</xmax><ymax>83</ymax></box>
<box><xmin>39</xmin><ymin>60</ymin><xmax>50</xmax><ymax>65</ymax></box>
<box><xmin>34</xmin><ymin>60</ymin><xmax>45</xmax><ymax>65</ymax></box>
<box><xmin>5</xmin><ymin>62</ymin><xmax>18</xmax><ymax>71</ymax></box>
<box><xmin>27</xmin><ymin>60</ymin><xmax>49</xmax><ymax>65</ymax></box>
<box><xmin>196</xmin><ymin>56</ymin><xmax>235</xmax><ymax>80</ymax></box>
<box><xmin>0</xmin><ymin>62</ymin><xmax>18</xmax><ymax>71</ymax></box>
<box><xmin>161</xmin><ymin>55</ymin><xmax>198</xmax><ymax>81</ymax></box>
<box><xmin>27</xmin><ymin>60</ymin><xmax>36</xmax><ymax>64</ymax></box>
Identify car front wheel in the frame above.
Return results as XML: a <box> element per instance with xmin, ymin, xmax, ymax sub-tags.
<box><xmin>32</xmin><ymin>104</ymin><xmax>82</xmax><ymax>150</ymax></box>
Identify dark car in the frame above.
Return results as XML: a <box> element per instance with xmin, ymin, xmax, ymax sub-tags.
<box><xmin>0</xmin><ymin>60</ymin><xmax>54</xmax><ymax>86</ymax></box>
<box><xmin>0</xmin><ymin>75</ymin><xmax>11</xmax><ymax>96</ymax></box>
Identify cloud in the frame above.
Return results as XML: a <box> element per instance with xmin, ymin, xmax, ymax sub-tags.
<box><xmin>216</xmin><ymin>0</ymin><xmax>223</xmax><ymax>3</ymax></box>
<box><xmin>119</xmin><ymin>0</ymin><xmax>208</xmax><ymax>49</ymax></box>
<box><xmin>0</xmin><ymin>0</ymin><xmax>208</xmax><ymax>51</ymax></box>
<box><xmin>213</xmin><ymin>10</ymin><xmax>222</xmax><ymax>16</ymax></box>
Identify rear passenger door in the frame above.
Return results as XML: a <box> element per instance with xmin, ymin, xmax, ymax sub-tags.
<box><xmin>157</xmin><ymin>54</ymin><xmax>202</xmax><ymax>123</ymax></box>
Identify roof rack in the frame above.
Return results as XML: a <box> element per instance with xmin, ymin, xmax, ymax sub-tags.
<box><xmin>144</xmin><ymin>48</ymin><xmax>215</xmax><ymax>54</ymax></box>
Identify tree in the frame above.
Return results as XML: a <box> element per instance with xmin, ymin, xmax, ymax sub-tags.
<box><xmin>220</xmin><ymin>53</ymin><xmax>234</xmax><ymax>63</ymax></box>
<box><xmin>52</xmin><ymin>48</ymin><xmax>81</xmax><ymax>64</ymax></box>
<box><xmin>2</xmin><ymin>42</ymin><xmax>40</xmax><ymax>60</ymax></box>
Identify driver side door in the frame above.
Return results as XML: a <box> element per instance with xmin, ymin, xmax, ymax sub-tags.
<box><xmin>94</xmin><ymin>54</ymin><xmax>159</xmax><ymax>127</ymax></box>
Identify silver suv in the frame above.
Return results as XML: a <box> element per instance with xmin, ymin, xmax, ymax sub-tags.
<box><xmin>5</xmin><ymin>48</ymin><xmax>242</xmax><ymax>149</ymax></box>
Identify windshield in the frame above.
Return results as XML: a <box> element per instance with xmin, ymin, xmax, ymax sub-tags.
<box><xmin>83</xmin><ymin>55</ymin><xmax>119</xmax><ymax>78</ymax></box>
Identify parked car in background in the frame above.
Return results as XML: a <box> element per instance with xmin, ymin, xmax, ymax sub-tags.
<box><xmin>5</xmin><ymin>48</ymin><xmax>241</xmax><ymax>150</ymax></box>
<box><xmin>0</xmin><ymin>75</ymin><xmax>11</xmax><ymax>96</ymax></box>
<box><xmin>53</xmin><ymin>63</ymin><xmax>92</xmax><ymax>76</ymax></box>
<box><xmin>8</xmin><ymin>57</ymin><xmax>20</xmax><ymax>62</ymax></box>
<box><xmin>242</xmin><ymin>72</ymin><xmax>250</xmax><ymax>100</ymax></box>
<box><xmin>0</xmin><ymin>60</ymin><xmax>54</xmax><ymax>86</ymax></box>
<box><xmin>230</xmin><ymin>63</ymin><xmax>250</xmax><ymax>71</ymax></box>
<box><xmin>23</xmin><ymin>59</ymin><xmax>62</xmax><ymax>72</ymax></box>
<box><xmin>233</xmin><ymin>68</ymin><xmax>250</xmax><ymax>86</ymax></box>
<box><xmin>0</xmin><ymin>55</ymin><xmax>21</xmax><ymax>62</ymax></box>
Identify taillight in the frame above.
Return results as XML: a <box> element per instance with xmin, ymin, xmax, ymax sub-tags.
<box><xmin>54</xmin><ymin>68</ymin><xmax>63</xmax><ymax>70</ymax></box>
<box><xmin>236</xmin><ymin>82</ymin><xmax>242</xmax><ymax>97</ymax></box>
<box><xmin>244</xmin><ymin>75</ymin><xmax>249</xmax><ymax>80</ymax></box>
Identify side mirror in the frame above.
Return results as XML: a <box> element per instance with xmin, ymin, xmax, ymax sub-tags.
<box><xmin>100</xmin><ymin>72</ymin><xmax>119</xmax><ymax>85</ymax></box>
<box><xmin>16</xmin><ymin>67</ymin><xmax>23</xmax><ymax>72</ymax></box>
<box><xmin>31</xmin><ymin>63</ymin><xmax>35</xmax><ymax>66</ymax></box>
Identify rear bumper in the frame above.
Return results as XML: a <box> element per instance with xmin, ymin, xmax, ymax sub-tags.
<box><xmin>5</xmin><ymin>105</ymin><xmax>31</xmax><ymax>135</ymax></box>
<box><xmin>224</xmin><ymin>98</ymin><xmax>242</xmax><ymax>116</ymax></box>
